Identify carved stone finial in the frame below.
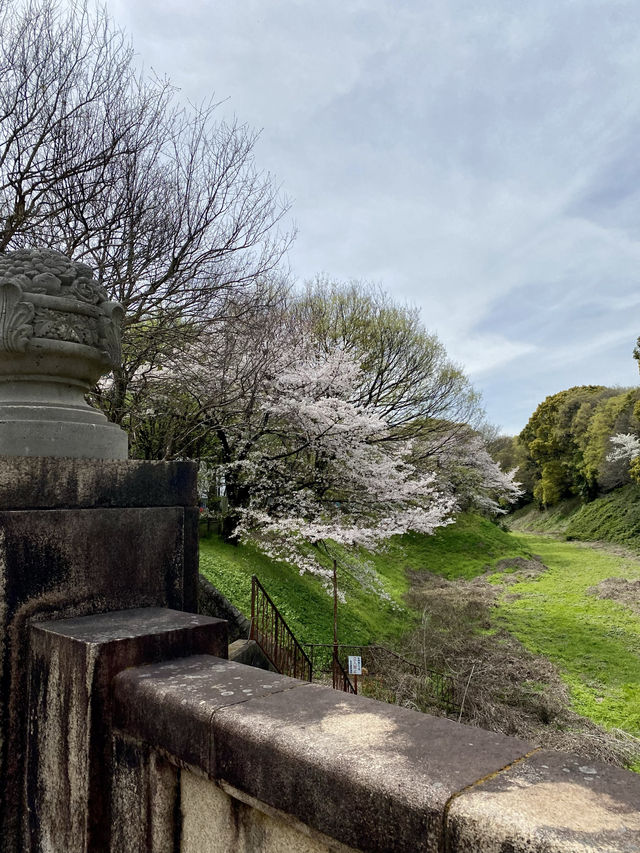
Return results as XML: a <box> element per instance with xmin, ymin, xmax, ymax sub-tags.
<box><xmin>0</xmin><ymin>281</ymin><xmax>35</xmax><ymax>352</ymax></box>
<box><xmin>0</xmin><ymin>248</ymin><xmax>123</xmax><ymax>365</ymax></box>
<box><xmin>0</xmin><ymin>248</ymin><xmax>128</xmax><ymax>459</ymax></box>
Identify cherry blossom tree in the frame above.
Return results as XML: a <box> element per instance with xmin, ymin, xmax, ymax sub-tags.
<box><xmin>606</xmin><ymin>433</ymin><xmax>640</xmax><ymax>463</ymax></box>
<box><xmin>293</xmin><ymin>278</ymin><xmax>484</xmax><ymax>451</ymax></box>
<box><xmin>129</xmin><ymin>285</ymin><xmax>520</xmax><ymax>567</ymax></box>
<box><xmin>421</xmin><ymin>429</ymin><xmax>524</xmax><ymax>516</ymax></box>
<box><xmin>607</xmin><ymin>432</ymin><xmax>640</xmax><ymax>485</ymax></box>
<box><xmin>212</xmin><ymin>342</ymin><xmax>518</xmax><ymax>575</ymax></box>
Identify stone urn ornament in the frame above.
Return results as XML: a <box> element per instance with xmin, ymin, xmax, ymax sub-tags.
<box><xmin>0</xmin><ymin>248</ymin><xmax>128</xmax><ymax>458</ymax></box>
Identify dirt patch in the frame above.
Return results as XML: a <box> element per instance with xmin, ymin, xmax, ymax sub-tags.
<box><xmin>493</xmin><ymin>556</ymin><xmax>549</xmax><ymax>583</ymax></box>
<box><xmin>589</xmin><ymin>577</ymin><xmax>640</xmax><ymax>617</ymax></box>
<box><xmin>371</xmin><ymin>571</ymin><xmax>640</xmax><ymax>771</ymax></box>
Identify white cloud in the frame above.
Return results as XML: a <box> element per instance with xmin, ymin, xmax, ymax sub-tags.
<box><xmin>101</xmin><ymin>0</ymin><xmax>640</xmax><ymax>431</ymax></box>
<box><xmin>449</xmin><ymin>334</ymin><xmax>537</xmax><ymax>377</ymax></box>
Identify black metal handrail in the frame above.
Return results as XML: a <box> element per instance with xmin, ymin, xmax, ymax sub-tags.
<box><xmin>250</xmin><ymin>575</ymin><xmax>312</xmax><ymax>682</ymax></box>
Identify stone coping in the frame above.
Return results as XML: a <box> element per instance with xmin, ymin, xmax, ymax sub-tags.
<box><xmin>0</xmin><ymin>456</ymin><xmax>196</xmax><ymax>508</ymax></box>
<box><xmin>112</xmin><ymin>654</ymin><xmax>639</xmax><ymax>852</ymax></box>
<box><xmin>33</xmin><ymin>607</ymin><xmax>225</xmax><ymax>647</ymax></box>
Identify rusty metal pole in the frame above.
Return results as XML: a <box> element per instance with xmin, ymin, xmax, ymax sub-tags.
<box><xmin>250</xmin><ymin>575</ymin><xmax>256</xmax><ymax>640</ymax></box>
<box><xmin>332</xmin><ymin>558</ymin><xmax>338</xmax><ymax>689</ymax></box>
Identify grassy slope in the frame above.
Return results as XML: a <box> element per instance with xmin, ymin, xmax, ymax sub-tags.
<box><xmin>199</xmin><ymin>508</ymin><xmax>640</xmax><ymax>757</ymax></box>
<box><xmin>510</xmin><ymin>484</ymin><xmax>640</xmax><ymax>548</ymax></box>
<box><xmin>198</xmin><ymin>513</ymin><xmax>531</xmax><ymax>648</ymax></box>
<box><xmin>492</xmin><ymin>534</ymin><xmax>640</xmax><ymax>739</ymax></box>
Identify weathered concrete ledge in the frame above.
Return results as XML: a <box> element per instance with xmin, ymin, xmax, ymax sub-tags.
<box><xmin>447</xmin><ymin>748</ymin><xmax>640</xmax><ymax>852</ymax></box>
<box><xmin>111</xmin><ymin>654</ymin><xmax>640</xmax><ymax>853</ymax></box>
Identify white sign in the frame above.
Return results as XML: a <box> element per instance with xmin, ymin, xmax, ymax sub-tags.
<box><xmin>348</xmin><ymin>655</ymin><xmax>362</xmax><ymax>676</ymax></box>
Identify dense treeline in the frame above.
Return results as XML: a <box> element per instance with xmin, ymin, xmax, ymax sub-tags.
<box><xmin>492</xmin><ymin>385</ymin><xmax>640</xmax><ymax>508</ymax></box>
<box><xmin>0</xmin><ymin>0</ymin><xmax>524</xmax><ymax>582</ymax></box>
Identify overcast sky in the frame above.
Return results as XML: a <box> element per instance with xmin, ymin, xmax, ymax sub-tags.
<box><xmin>105</xmin><ymin>0</ymin><xmax>640</xmax><ymax>434</ymax></box>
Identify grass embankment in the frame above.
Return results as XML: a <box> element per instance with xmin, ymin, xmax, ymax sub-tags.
<box><xmin>505</xmin><ymin>489</ymin><xmax>640</xmax><ymax>755</ymax></box>
<box><xmin>198</xmin><ymin>512</ymin><xmax>531</xmax><ymax>648</ymax></box>
<box><xmin>492</xmin><ymin>535</ymin><xmax>640</xmax><ymax>743</ymax></box>
<box><xmin>199</xmin><ymin>510</ymin><xmax>640</xmax><ymax>767</ymax></box>
<box><xmin>510</xmin><ymin>484</ymin><xmax>640</xmax><ymax>548</ymax></box>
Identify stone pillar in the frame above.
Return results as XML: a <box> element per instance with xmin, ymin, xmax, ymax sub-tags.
<box><xmin>0</xmin><ymin>250</ymin><xmax>201</xmax><ymax>849</ymax></box>
<box><xmin>27</xmin><ymin>609</ymin><xmax>227</xmax><ymax>852</ymax></box>
<box><xmin>0</xmin><ymin>248</ymin><xmax>128</xmax><ymax>459</ymax></box>
<box><xmin>0</xmin><ymin>457</ymin><xmax>200</xmax><ymax>849</ymax></box>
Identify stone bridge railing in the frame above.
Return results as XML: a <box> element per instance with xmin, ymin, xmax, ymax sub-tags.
<box><xmin>27</xmin><ymin>605</ymin><xmax>640</xmax><ymax>853</ymax></box>
<box><xmin>0</xmin><ymin>251</ymin><xmax>638</xmax><ymax>852</ymax></box>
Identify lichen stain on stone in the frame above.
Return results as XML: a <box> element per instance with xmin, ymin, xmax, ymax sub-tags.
<box><xmin>318</xmin><ymin>705</ymin><xmax>398</xmax><ymax>750</ymax></box>
<box><xmin>466</xmin><ymin>781</ymin><xmax>640</xmax><ymax>833</ymax></box>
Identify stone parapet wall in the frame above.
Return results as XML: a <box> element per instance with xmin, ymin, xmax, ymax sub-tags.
<box><xmin>17</xmin><ymin>607</ymin><xmax>640</xmax><ymax>852</ymax></box>
<box><xmin>112</xmin><ymin>653</ymin><xmax>640</xmax><ymax>853</ymax></box>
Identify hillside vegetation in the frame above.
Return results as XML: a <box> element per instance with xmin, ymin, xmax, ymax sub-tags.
<box><xmin>510</xmin><ymin>484</ymin><xmax>640</xmax><ymax>548</ymax></box>
<box><xmin>200</xmin><ymin>509</ymin><xmax>640</xmax><ymax>769</ymax></box>
<box><xmin>199</xmin><ymin>512</ymin><xmax>531</xmax><ymax>648</ymax></box>
<box><xmin>518</xmin><ymin>385</ymin><xmax>640</xmax><ymax>502</ymax></box>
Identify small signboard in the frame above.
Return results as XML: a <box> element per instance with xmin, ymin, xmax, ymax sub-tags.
<box><xmin>348</xmin><ymin>655</ymin><xmax>362</xmax><ymax>676</ymax></box>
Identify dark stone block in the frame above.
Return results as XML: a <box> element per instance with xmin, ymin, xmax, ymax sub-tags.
<box><xmin>0</xmin><ymin>455</ymin><xmax>197</xmax><ymax>509</ymax></box>
<box><xmin>0</xmin><ymin>505</ymin><xmax>196</xmax><ymax>850</ymax></box>
<box><xmin>447</xmin><ymin>748</ymin><xmax>640</xmax><ymax>852</ymax></box>
<box><xmin>183</xmin><ymin>507</ymin><xmax>200</xmax><ymax>614</ymax></box>
<box><xmin>1</xmin><ymin>506</ymin><xmax>186</xmax><ymax>611</ymax></box>
<box><xmin>0</xmin><ymin>454</ymin><xmax>198</xmax><ymax>851</ymax></box>
<box><xmin>26</xmin><ymin>609</ymin><xmax>227</xmax><ymax>852</ymax></box>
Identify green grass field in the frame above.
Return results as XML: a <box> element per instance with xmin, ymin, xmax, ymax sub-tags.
<box><xmin>199</xmin><ymin>511</ymin><xmax>640</xmax><ymax>764</ymax></box>
<box><xmin>492</xmin><ymin>534</ymin><xmax>640</xmax><ymax>739</ymax></box>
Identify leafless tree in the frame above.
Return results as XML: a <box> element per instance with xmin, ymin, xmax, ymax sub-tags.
<box><xmin>0</xmin><ymin>0</ymin><xmax>292</xmax><ymax>420</ymax></box>
<box><xmin>121</xmin><ymin>277</ymin><xmax>293</xmax><ymax>463</ymax></box>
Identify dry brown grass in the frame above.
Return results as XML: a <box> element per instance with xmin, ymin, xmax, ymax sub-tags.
<box><xmin>588</xmin><ymin>577</ymin><xmax>640</xmax><ymax>617</ymax></box>
<box><xmin>362</xmin><ymin>570</ymin><xmax>640</xmax><ymax>770</ymax></box>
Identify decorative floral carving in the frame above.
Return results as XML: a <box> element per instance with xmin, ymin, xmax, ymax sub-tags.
<box><xmin>33</xmin><ymin>307</ymin><xmax>100</xmax><ymax>347</ymax></box>
<box><xmin>0</xmin><ymin>281</ymin><xmax>35</xmax><ymax>352</ymax></box>
<box><xmin>99</xmin><ymin>303</ymin><xmax>125</xmax><ymax>364</ymax></box>
<box><xmin>68</xmin><ymin>277</ymin><xmax>107</xmax><ymax>304</ymax></box>
<box><xmin>0</xmin><ymin>249</ymin><xmax>123</xmax><ymax>366</ymax></box>
<box><xmin>0</xmin><ymin>249</ymin><xmax>107</xmax><ymax>305</ymax></box>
